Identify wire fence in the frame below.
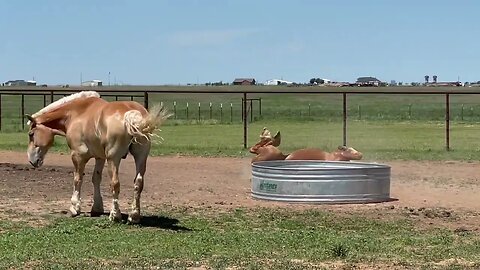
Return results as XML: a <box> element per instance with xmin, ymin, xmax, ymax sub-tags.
<box><xmin>1</xmin><ymin>87</ymin><xmax>480</xmax><ymax>150</ymax></box>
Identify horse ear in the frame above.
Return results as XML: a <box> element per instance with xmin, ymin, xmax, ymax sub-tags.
<box><xmin>272</xmin><ymin>131</ymin><xmax>281</xmax><ymax>147</ymax></box>
<box><xmin>25</xmin><ymin>114</ymin><xmax>36</xmax><ymax>126</ymax></box>
<box><xmin>25</xmin><ymin>114</ymin><xmax>35</xmax><ymax>123</ymax></box>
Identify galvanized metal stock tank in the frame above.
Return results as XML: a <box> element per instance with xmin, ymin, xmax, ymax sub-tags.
<box><xmin>251</xmin><ymin>160</ymin><xmax>391</xmax><ymax>203</ymax></box>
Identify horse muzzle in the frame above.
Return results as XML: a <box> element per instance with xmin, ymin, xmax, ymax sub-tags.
<box><xmin>27</xmin><ymin>147</ymin><xmax>44</xmax><ymax>168</ymax></box>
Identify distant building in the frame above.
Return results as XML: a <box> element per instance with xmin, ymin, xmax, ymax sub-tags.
<box><xmin>232</xmin><ymin>78</ymin><xmax>256</xmax><ymax>85</ymax></box>
<box><xmin>4</xmin><ymin>80</ymin><xmax>36</xmax><ymax>86</ymax></box>
<box><xmin>355</xmin><ymin>77</ymin><xmax>382</xmax><ymax>86</ymax></box>
<box><xmin>81</xmin><ymin>80</ymin><xmax>103</xmax><ymax>87</ymax></box>
<box><xmin>265</xmin><ymin>79</ymin><xmax>294</xmax><ymax>86</ymax></box>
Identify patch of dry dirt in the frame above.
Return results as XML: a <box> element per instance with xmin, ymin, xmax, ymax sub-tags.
<box><xmin>0</xmin><ymin>151</ymin><xmax>479</xmax><ymax>230</ymax></box>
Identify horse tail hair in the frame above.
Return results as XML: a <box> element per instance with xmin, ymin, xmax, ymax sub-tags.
<box><xmin>124</xmin><ymin>104</ymin><xmax>172</xmax><ymax>143</ymax></box>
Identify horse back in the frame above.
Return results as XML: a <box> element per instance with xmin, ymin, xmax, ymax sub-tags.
<box><xmin>285</xmin><ymin>148</ymin><xmax>328</xmax><ymax>160</ymax></box>
<box><xmin>101</xmin><ymin>101</ymin><xmax>148</xmax><ymax>117</ymax></box>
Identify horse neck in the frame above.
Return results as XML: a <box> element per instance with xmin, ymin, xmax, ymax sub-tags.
<box><xmin>254</xmin><ymin>147</ymin><xmax>287</xmax><ymax>161</ymax></box>
<box><xmin>36</xmin><ymin>108</ymin><xmax>70</xmax><ymax>133</ymax></box>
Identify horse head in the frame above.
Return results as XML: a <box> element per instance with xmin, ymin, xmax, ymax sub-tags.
<box><xmin>333</xmin><ymin>146</ymin><xmax>363</xmax><ymax>161</ymax></box>
<box><xmin>249</xmin><ymin>127</ymin><xmax>281</xmax><ymax>154</ymax></box>
<box><xmin>249</xmin><ymin>127</ymin><xmax>286</xmax><ymax>163</ymax></box>
<box><xmin>25</xmin><ymin>115</ymin><xmax>65</xmax><ymax>168</ymax></box>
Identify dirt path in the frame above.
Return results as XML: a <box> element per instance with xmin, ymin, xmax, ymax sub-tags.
<box><xmin>0</xmin><ymin>151</ymin><xmax>479</xmax><ymax>229</ymax></box>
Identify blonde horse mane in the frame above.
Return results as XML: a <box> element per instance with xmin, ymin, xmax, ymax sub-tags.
<box><xmin>31</xmin><ymin>91</ymin><xmax>100</xmax><ymax>119</ymax></box>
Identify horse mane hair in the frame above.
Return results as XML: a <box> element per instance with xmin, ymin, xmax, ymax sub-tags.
<box><xmin>32</xmin><ymin>91</ymin><xmax>100</xmax><ymax>118</ymax></box>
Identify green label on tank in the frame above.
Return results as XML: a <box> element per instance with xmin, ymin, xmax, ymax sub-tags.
<box><xmin>259</xmin><ymin>181</ymin><xmax>277</xmax><ymax>192</ymax></box>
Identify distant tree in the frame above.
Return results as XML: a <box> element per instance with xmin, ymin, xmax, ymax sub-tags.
<box><xmin>433</xmin><ymin>75</ymin><xmax>437</xmax><ymax>83</ymax></box>
<box><xmin>425</xmin><ymin>75</ymin><xmax>429</xmax><ymax>84</ymax></box>
<box><xmin>309</xmin><ymin>78</ymin><xmax>326</xmax><ymax>84</ymax></box>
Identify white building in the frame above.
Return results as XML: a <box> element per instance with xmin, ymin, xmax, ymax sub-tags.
<box><xmin>81</xmin><ymin>80</ymin><xmax>103</xmax><ymax>87</ymax></box>
<box><xmin>265</xmin><ymin>79</ymin><xmax>294</xmax><ymax>85</ymax></box>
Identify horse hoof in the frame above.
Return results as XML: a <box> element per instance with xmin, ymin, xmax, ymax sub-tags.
<box><xmin>90</xmin><ymin>205</ymin><xmax>105</xmax><ymax>217</ymax></box>
<box><xmin>69</xmin><ymin>206</ymin><xmax>80</xmax><ymax>217</ymax></box>
<box><xmin>109</xmin><ymin>211</ymin><xmax>122</xmax><ymax>222</ymax></box>
<box><xmin>128</xmin><ymin>212</ymin><xmax>141</xmax><ymax>224</ymax></box>
<box><xmin>90</xmin><ymin>210</ymin><xmax>104</xmax><ymax>217</ymax></box>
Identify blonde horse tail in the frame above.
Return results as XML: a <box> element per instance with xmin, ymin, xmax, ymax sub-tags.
<box><xmin>124</xmin><ymin>104</ymin><xmax>172</xmax><ymax>143</ymax></box>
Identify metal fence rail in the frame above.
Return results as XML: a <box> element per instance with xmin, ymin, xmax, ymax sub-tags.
<box><xmin>1</xmin><ymin>87</ymin><xmax>479</xmax><ymax>150</ymax></box>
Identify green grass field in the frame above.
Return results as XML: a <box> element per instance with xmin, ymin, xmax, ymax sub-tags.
<box><xmin>3</xmin><ymin>120</ymin><xmax>480</xmax><ymax>160</ymax></box>
<box><xmin>1</xmin><ymin>207</ymin><xmax>479</xmax><ymax>269</ymax></box>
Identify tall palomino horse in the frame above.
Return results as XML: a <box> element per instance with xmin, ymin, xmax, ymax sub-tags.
<box><xmin>249</xmin><ymin>127</ymin><xmax>363</xmax><ymax>163</ymax></box>
<box><xmin>25</xmin><ymin>91</ymin><xmax>171</xmax><ymax>223</ymax></box>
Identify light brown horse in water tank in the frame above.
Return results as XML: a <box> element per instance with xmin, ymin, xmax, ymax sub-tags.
<box><xmin>25</xmin><ymin>91</ymin><xmax>171</xmax><ymax>223</ymax></box>
<box><xmin>249</xmin><ymin>127</ymin><xmax>363</xmax><ymax>163</ymax></box>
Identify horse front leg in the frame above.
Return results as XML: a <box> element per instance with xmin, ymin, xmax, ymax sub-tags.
<box><xmin>91</xmin><ymin>158</ymin><xmax>106</xmax><ymax>217</ymax></box>
<box><xmin>70</xmin><ymin>153</ymin><xmax>87</xmax><ymax>217</ymax></box>
<box><xmin>107</xmin><ymin>157</ymin><xmax>123</xmax><ymax>222</ymax></box>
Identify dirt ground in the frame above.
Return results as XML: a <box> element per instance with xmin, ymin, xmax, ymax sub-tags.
<box><xmin>0</xmin><ymin>151</ymin><xmax>479</xmax><ymax>230</ymax></box>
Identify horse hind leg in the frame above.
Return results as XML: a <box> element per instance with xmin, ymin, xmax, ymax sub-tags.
<box><xmin>70</xmin><ymin>153</ymin><xmax>87</xmax><ymax>217</ymax></box>
<box><xmin>128</xmin><ymin>142</ymin><xmax>150</xmax><ymax>224</ymax></box>
<box><xmin>107</xmin><ymin>157</ymin><xmax>123</xmax><ymax>222</ymax></box>
<box><xmin>90</xmin><ymin>158</ymin><xmax>106</xmax><ymax>217</ymax></box>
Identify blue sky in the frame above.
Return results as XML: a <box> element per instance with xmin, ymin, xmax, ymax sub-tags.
<box><xmin>1</xmin><ymin>1</ymin><xmax>479</xmax><ymax>85</ymax></box>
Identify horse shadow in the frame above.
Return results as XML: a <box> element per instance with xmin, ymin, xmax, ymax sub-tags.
<box><xmin>82</xmin><ymin>211</ymin><xmax>192</xmax><ymax>231</ymax></box>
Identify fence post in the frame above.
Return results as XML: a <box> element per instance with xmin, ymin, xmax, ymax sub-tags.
<box><xmin>209</xmin><ymin>102</ymin><xmax>212</xmax><ymax>119</ymax></box>
<box><xmin>445</xmin><ymin>94</ymin><xmax>450</xmax><ymax>151</ymax></box>
<box><xmin>43</xmin><ymin>94</ymin><xmax>47</xmax><ymax>107</ymax></box>
<box><xmin>186</xmin><ymin>102</ymin><xmax>189</xmax><ymax>120</ymax></box>
<box><xmin>21</xmin><ymin>94</ymin><xmax>25</xmax><ymax>130</ymax></box>
<box><xmin>342</xmin><ymin>93</ymin><xmax>347</xmax><ymax>146</ymax></box>
<box><xmin>241</xmin><ymin>98</ymin><xmax>244</xmax><ymax>121</ymax></box>
<box><xmin>173</xmin><ymin>101</ymin><xmax>177</xmax><ymax>119</ymax></box>
<box><xmin>143</xmin><ymin>91</ymin><xmax>149</xmax><ymax>110</ymax></box>
<box><xmin>250</xmin><ymin>100</ymin><xmax>253</xmax><ymax>122</ymax></box>
<box><xmin>358</xmin><ymin>105</ymin><xmax>361</xmax><ymax>120</ymax></box>
<box><xmin>308</xmin><ymin>103</ymin><xmax>311</xmax><ymax>117</ymax></box>
<box><xmin>198</xmin><ymin>102</ymin><xmax>201</xmax><ymax>121</ymax></box>
<box><xmin>461</xmin><ymin>104</ymin><xmax>464</xmax><ymax>121</ymax></box>
<box><xmin>220</xmin><ymin>103</ymin><xmax>223</xmax><ymax>122</ymax></box>
<box><xmin>230</xmin><ymin>103</ymin><xmax>233</xmax><ymax>123</ymax></box>
<box><xmin>259</xmin><ymin>98</ymin><xmax>262</xmax><ymax>116</ymax></box>
<box><xmin>243</xmin><ymin>93</ymin><xmax>248</xmax><ymax>148</ymax></box>
<box><xmin>50</xmin><ymin>90</ymin><xmax>54</xmax><ymax>103</ymax></box>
